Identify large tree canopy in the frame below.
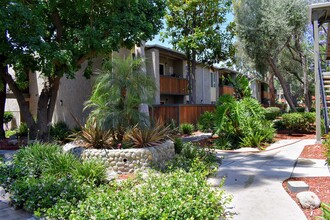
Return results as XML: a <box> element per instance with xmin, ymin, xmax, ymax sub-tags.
<box><xmin>234</xmin><ymin>0</ymin><xmax>307</xmax><ymax>110</ymax></box>
<box><xmin>163</xmin><ymin>0</ymin><xmax>233</xmax><ymax>103</ymax></box>
<box><xmin>1</xmin><ymin>0</ymin><xmax>165</xmax><ymax>140</ymax></box>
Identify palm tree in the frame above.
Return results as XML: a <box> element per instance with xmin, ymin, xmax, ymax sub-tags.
<box><xmin>85</xmin><ymin>56</ymin><xmax>156</xmax><ymax>143</ymax></box>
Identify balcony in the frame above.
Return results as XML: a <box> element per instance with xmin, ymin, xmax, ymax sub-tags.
<box><xmin>219</xmin><ymin>85</ymin><xmax>235</xmax><ymax>96</ymax></box>
<box><xmin>160</xmin><ymin>76</ymin><xmax>188</xmax><ymax>95</ymax></box>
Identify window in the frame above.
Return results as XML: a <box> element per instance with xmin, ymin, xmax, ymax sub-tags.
<box><xmin>159</xmin><ymin>64</ymin><xmax>165</xmax><ymax>75</ymax></box>
<box><xmin>211</xmin><ymin>72</ymin><xmax>216</xmax><ymax>88</ymax></box>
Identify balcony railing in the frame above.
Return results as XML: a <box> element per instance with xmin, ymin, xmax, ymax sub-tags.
<box><xmin>219</xmin><ymin>85</ymin><xmax>235</xmax><ymax>96</ymax></box>
<box><xmin>160</xmin><ymin>76</ymin><xmax>188</xmax><ymax>95</ymax></box>
<box><xmin>262</xmin><ymin>91</ymin><xmax>270</xmax><ymax>99</ymax></box>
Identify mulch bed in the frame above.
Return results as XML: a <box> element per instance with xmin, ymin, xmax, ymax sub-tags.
<box><xmin>283</xmin><ymin>177</ymin><xmax>330</xmax><ymax>220</ymax></box>
<box><xmin>0</xmin><ymin>139</ymin><xmax>20</xmax><ymax>150</ymax></box>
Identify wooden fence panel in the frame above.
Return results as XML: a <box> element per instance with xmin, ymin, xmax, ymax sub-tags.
<box><xmin>152</xmin><ymin>104</ymin><xmax>215</xmax><ymax>125</ymax></box>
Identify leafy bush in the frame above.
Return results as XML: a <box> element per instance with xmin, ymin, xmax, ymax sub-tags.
<box><xmin>50</xmin><ymin>121</ymin><xmax>71</xmax><ymax>143</ymax></box>
<box><xmin>281</xmin><ymin>112</ymin><xmax>315</xmax><ymax>134</ymax></box>
<box><xmin>45</xmin><ymin>162</ymin><xmax>230</xmax><ymax>219</ymax></box>
<box><xmin>3</xmin><ymin>111</ymin><xmax>14</xmax><ymax>124</ymax></box>
<box><xmin>213</xmin><ymin>95</ymin><xmax>274</xmax><ymax>149</ymax></box>
<box><xmin>173</xmin><ymin>137</ymin><xmax>183</xmax><ymax>154</ymax></box>
<box><xmin>125</xmin><ymin>122</ymin><xmax>171</xmax><ymax>148</ymax></box>
<box><xmin>0</xmin><ymin>142</ymin><xmax>106</xmax><ymax>215</ymax></box>
<box><xmin>197</xmin><ymin>111</ymin><xmax>215</xmax><ymax>132</ymax></box>
<box><xmin>17</xmin><ymin>122</ymin><xmax>28</xmax><ymax>136</ymax></box>
<box><xmin>264</xmin><ymin>107</ymin><xmax>281</xmax><ymax>120</ymax></box>
<box><xmin>296</xmin><ymin>106</ymin><xmax>305</xmax><ymax>112</ymax></box>
<box><xmin>180</xmin><ymin>123</ymin><xmax>194</xmax><ymax>135</ymax></box>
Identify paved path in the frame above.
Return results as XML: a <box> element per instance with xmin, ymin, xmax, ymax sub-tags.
<box><xmin>214</xmin><ymin>139</ymin><xmax>329</xmax><ymax>220</ymax></box>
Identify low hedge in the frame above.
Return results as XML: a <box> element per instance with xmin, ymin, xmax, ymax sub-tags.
<box><xmin>281</xmin><ymin>112</ymin><xmax>315</xmax><ymax>133</ymax></box>
<box><xmin>264</xmin><ymin>107</ymin><xmax>281</xmax><ymax>120</ymax></box>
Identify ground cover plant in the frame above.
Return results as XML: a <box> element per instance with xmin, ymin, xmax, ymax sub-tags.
<box><xmin>0</xmin><ymin>142</ymin><xmax>231</xmax><ymax>219</ymax></box>
<box><xmin>0</xmin><ymin>142</ymin><xmax>106</xmax><ymax>215</ymax></box>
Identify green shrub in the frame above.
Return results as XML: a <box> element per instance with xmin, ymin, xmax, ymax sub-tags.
<box><xmin>264</xmin><ymin>107</ymin><xmax>281</xmax><ymax>120</ymax></box>
<box><xmin>296</xmin><ymin>106</ymin><xmax>305</xmax><ymax>112</ymax></box>
<box><xmin>50</xmin><ymin>121</ymin><xmax>71</xmax><ymax>143</ymax></box>
<box><xmin>213</xmin><ymin>95</ymin><xmax>274</xmax><ymax>149</ymax></box>
<box><xmin>281</xmin><ymin>112</ymin><xmax>315</xmax><ymax>133</ymax></box>
<box><xmin>273</xmin><ymin>119</ymin><xmax>285</xmax><ymax>130</ymax></box>
<box><xmin>197</xmin><ymin>111</ymin><xmax>215</xmax><ymax>132</ymax></box>
<box><xmin>0</xmin><ymin>142</ymin><xmax>106</xmax><ymax>216</ymax></box>
<box><xmin>45</xmin><ymin>163</ymin><xmax>230</xmax><ymax>220</ymax></box>
<box><xmin>11</xmin><ymin>175</ymin><xmax>87</xmax><ymax>213</ymax></box>
<box><xmin>17</xmin><ymin>122</ymin><xmax>28</xmax><ymax>136</ymax></box>
<box><xmin>319</xmin><ymin>203</ymin><xmax>330</xmax><ymax>219</ymax></box>
<box><xmin>179</xmin><ymin>123</ymin><xmax>194</xmax><ymax>135</ymax></box>
<box><xmin>173</xmin><ymin>137</ymin><xmax>183</xmax><ymax>154</ymax></box>
<box><xmin>3</xmin><ymin>111</ymin><xmax>14</xmax><ymax>124</ymax></box>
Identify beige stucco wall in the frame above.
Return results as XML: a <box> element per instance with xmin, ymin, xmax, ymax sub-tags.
<box><xmin>195</xmin><ymin>65</ymin><xmax>212</xmax><ymax>104</ymax></box>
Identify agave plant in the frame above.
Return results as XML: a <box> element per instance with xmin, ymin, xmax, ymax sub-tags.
<box><xmin>125</xmin><ymin>122</ymin><xmax>171</xmax><ymax>148</ymax></box>
<box><xmin>74</xmin><ymin>118</ymin><xmax>113</xmax><ymax>149</ymax></box>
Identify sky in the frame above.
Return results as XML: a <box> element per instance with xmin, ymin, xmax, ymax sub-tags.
<box><xmin>146</xmin><ymin>13</ymin><xmax>234</xmax><ymax>49</ymax></box>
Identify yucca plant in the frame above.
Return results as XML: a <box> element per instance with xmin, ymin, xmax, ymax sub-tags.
<box><xmin>126</xmin><ymin>122</ymin><xmax>171</xmax><ymax>148</ymax></box>
<box><xmin>75</xmin><ymin>118</ymin><xmax>113</xmax><ymax>149</ymax></box>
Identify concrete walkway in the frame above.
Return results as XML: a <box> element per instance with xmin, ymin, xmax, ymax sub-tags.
<box><xmin>213</xmin><ymin>139</ymin><xmax>330</xmax><ymax>220</ymax></box>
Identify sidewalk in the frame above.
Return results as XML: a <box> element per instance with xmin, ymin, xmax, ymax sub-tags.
<box><xmin>213</xmin><ymin>139</ymin><xmax>330</xmax><ymax>220</ymax></box>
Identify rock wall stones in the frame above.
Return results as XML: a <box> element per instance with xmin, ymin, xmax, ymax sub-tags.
<box><xmin>63</xmin><ymin>140</ymin><xmax>175</xmax><ymax>174</ymax></box>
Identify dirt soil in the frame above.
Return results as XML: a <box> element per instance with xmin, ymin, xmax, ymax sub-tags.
<box><xmin>282</xmin><ymin>141</ymin><xmax>329</xmax><ymax>220</ymax></box>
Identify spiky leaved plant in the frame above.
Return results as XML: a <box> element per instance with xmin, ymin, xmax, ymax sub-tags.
<box><xmin>125</xmin><ymin>121</ymin><xmax>171</xmax><ymax>148</ymax></box>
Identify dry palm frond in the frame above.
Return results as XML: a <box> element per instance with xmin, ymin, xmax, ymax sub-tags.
<box><xmin>126</xmin><ymin>122</ymin><xmax>172</xmax><ymax>148</ymax></box>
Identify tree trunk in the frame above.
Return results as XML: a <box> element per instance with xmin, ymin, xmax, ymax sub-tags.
<box><xmin>2</xmin><ymin>69</ymin><xmax>37</xmax><ymax>138</ymax></box>
<box><xmin>268</xmin><ymin>57</ymin><xmax>297</xmax><ymax>111</ymax></box>
<box><xmin>302</xmin><ymin>55</ymin><xmax>311</xmax><ymax>111</ymax></box>
<box><xmin>186</xmin><ymin>55</ymin><xmax>193</xmax><ymax>104</ymax></box>
<box><xmin>36</xmin><ymin>76</ymin><xmax>60</xmax><ymax>141</ymax></box>
<box><xmin>268</xmin><ymin>72</ymin><xmax>276</xmax><ymax>106</ymax></box>
<box><xmin>191</xmin><ymin>50</ymin><xmax>197</xmax><ymax>104</ymax></box>
<box><xmin>0</xmin><ymin>63</ymin><xmax>7</xmax><ymax>139</ymax></box>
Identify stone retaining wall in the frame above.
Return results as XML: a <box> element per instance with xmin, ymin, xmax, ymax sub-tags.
<box><xmin>63</xmin><ymin>140</ymin><xmax>175</xmax><ymax>174</ymax></box>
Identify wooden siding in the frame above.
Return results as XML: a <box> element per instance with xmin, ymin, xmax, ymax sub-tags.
<box><xmin>151</xmin><ymin>104</ymin><xmax>215</xmax><ymax>125</ymax></box>
<box><xmin>219</xmin><ymin>85</ymin><xmax>235</xmax><ymax>96</ymax></box>
<box><xmin>160</xmin><ymin>76</ymin><xmax>188</xmax><ymax>95</ymax></box>
<box><xmin>262</xmin><ymin>91</ymin><xmax>270</xmax><ymax>99</ymax></box>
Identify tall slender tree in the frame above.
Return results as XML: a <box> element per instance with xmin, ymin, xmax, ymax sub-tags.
<box><xmin>164</xmin><ymin>0</ymin><xmax>233</xmax><ymax>103</ymax></box>
<box><xmin>234</xmin><ymin>0</ymin><xmax>308</xmax><ymax>111</ymax></box>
